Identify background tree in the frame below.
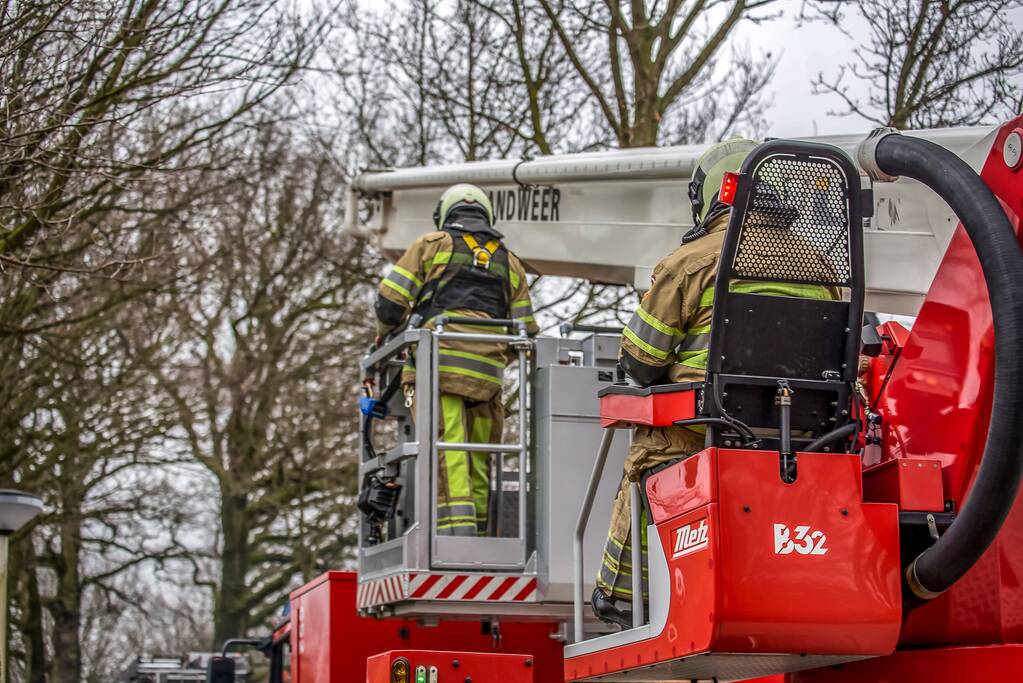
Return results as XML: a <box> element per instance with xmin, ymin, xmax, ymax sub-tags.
<box><xmin>0</xmin><ymin>0</ymin><xmax>324</xmax><ymax>268</ymax></box>
<box><xmin>1</xmin><ymin>1</ymin><xmax>336</xmax><ymax>678</ymax></box>
<box><xmin>2</xmin><ymin>275</ymin><xmax>198</xmax><ymax>682</ymax></box>
<box><xmin>529</xmin><ymin>0</ymin><xmax>780</xmax><ymax>147</ymax></box>
<box><xmin>812</xmin><ymin>0</ymin><xmax>1023</xmax><ymax>128</ymax></box>
<box><xmin>152</xmin><ymin>121</ymin><xmax>380</xmax><ymax>645</ymax></box>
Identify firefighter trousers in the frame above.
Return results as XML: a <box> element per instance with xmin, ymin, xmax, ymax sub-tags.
<box><xmin>436</xmin><ymin>393</ymin><xmax>504</xmax><ymax>537</ymax></box>
<box><xmin>596</xmin><ymin>425</ymin><xmax>704</xmax><ymax>601</ymax></box>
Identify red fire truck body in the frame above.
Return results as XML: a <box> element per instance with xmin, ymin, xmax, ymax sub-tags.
<box><xmin>259</xmin><ymin>118</ymin><xmax>1023</xmax><ymax>683</ymax></box>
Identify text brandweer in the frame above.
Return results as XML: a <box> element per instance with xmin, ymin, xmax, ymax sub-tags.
<box><xmin>489</xmin><ymin>187</ymin><xmax>561</xmax><ymax>222</ymax></box>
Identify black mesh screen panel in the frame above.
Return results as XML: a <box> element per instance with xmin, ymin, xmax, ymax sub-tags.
<box><xmin>719</xmin><ymin>294</ymin><xmax>850</xmax><ymax>379</ymax></box>
<box><xmin>731</xmin><ymin>155</ymin><xmax>852</xmax><ymax>286</ymax></box>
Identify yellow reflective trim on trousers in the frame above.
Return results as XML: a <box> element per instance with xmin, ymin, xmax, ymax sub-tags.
<box><xmin>623</xmin><ymin>326</ymin><xmax>671</xmax><ymax>361</ymax></box>
<box><xmin>636</xmin><ymin>306</ymin><xmax>683</xmax><ymax>338</ymax></box>
<box><xmin>392</xmin><ymin>264</ymin><xmax>422</xmax><ymax>288</ymax></box>
<box><xmin>600</xmin><ymin>550</ymin><xmax>650</xmax><ymax>574</ymax></box>
<box><xmin>469</xmin><ymin>415</ymin><xmax>492</xmax><ymax>534</ymax></box>
<box><xmin>440</xmin><ymin>348</ymin><xmax>505</xmax><ymax>369</ymax></box>
<box><xmin>382</xmin><ymin>278</ymin><xmax>414</xmax><ymax>302</ymax></box>
<box><xmin>439</xmin><ymin>365</ymin><xmax>504</xmax><ymax>385</ymax></box>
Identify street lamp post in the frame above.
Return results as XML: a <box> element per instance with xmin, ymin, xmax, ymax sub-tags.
<box><xmin>0</xmin><ymin>490</ymin><xmax>43</xmax><ymax>683</ymax></box>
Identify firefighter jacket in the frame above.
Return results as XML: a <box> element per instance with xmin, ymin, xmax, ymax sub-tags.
<box><xmin>376</xmin><ymin>229</ymin><xmax>539</xmax><ymax>402</ymax></box>
<box><xmin>621</xmin><ymin>213</ymin><xmax>837</xmax><ymax>385</ymax></box>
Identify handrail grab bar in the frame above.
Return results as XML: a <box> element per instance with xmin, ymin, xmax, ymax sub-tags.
<box><xmin>629</xmin><ymin>481</ymin><xmax>644</xmax><ymax>627</ymax></box>
<box><xmin>573</xmin><ymin>428</ymin><xmax>617</xmax><ymax>642</ymax></box>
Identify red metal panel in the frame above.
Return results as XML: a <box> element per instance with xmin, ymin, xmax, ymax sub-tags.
<box><xmin>646</xmin><ymin>447</ymin><xmax>716</xmax><ymax>524</ymax></box>
<box><xmin>599</xmin><ymin>389</ymin><xmax>696</xmax><ymax>428</ymax></box>
<box><xmin>366</xmin><ymin>650</ymin><xmax>535</xmax><ymax>683</ymax></box>
<box><xmin>289</xmin><ymin>572</ymin><xmax>564</xmax><ymax>683</ymax></box>
<box><xmin>862</xmin><ymin>458</ymin><xmax>945</xmax><ymax>511</ymax></box>
<box><xmin>714</xmin><ymin>449</ymin><xmax>901</xmax><ymax>654</ymax></box>
<box><xmin>791</xmin><ymin>644</ymin><xmax>1023</xmax><ymax>682</ymax></box>
<box><xmin>292</xmin><ymin>572</ymin><xmax>335</xmax><ymax>682</ymax></box>
<box><xmin>565</xmin><ymin>449</ymin><xmax>901</xmax><ymax>681</ymax></box>
<box><xmin>875</xmin><ymin>116</ymin><xmax>1023</xmax><ymax>648</ymax></box>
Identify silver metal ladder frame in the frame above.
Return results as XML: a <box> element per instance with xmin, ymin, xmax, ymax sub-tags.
<box><xmin>358</xmin><ymin>322</ymin><xmax>534</xmax><ymax>576</ymax></box>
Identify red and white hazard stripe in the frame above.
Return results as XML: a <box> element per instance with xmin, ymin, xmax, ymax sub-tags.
<box><xmin>356</xmin><ymin>574</ymin><xmax>406</xmax><ymax>608</ymax></box>
<box><xmin>357</xmin><ymin>572</ymin><xmax>539</xmax><ymax>608</ymax></box>
<box><xmin>407</xmin><ymin>573</ymin><xmax>538</xmax><ymax>602</ymax></box>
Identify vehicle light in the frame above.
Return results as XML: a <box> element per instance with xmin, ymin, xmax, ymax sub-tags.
<box><xmin>718</xmin><ymin>172</ymin><xmax>739</xmax><ymax>205</ymax></box>
<box><xmin>429</xmin><ymin>665</ymin><xmax>439</xmax><ymax>683</ymax></box>
<box><xmin>392</xmin><ymin>657</ymin><xmax>410</xmax><ymax>683</ymax></box>
<box><xmin>415</xmin><ymin>665</ymin><xmax>427</xmax><ymax>683</ymax></box>
<box><xmin>1005</xmin><ymin>130</ymin><xmax>1022</xmax><ymax>170</ymax></box>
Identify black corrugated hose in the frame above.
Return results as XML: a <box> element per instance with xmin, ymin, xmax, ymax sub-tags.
<box><xmin>874</xmin><ymin>133</ymin><xmax>1023</xmax><ymax>599</ymax></box>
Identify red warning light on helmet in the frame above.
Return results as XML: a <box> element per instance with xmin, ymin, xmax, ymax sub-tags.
<box><xmin>719</xmin><ymin>172</ymin><xmax>739</xmax><ymax>205</ymax></box>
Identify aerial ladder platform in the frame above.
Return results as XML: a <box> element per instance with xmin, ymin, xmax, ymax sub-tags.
<box><xmin>212</xmin><ymin>119</ymin><xmax>1023</xmax><ymax>683</ymax></box>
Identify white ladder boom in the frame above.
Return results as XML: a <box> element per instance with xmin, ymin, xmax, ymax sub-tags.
<box><xmin>351</xmin><ymin>126</ymin><xmax>998</xmax><ymax>316</ymax></box>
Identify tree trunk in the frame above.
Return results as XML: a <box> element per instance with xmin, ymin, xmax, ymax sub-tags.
<box><xmin>628</xmin><ymin>32</ymin><xmax>662</xmax><ymax>148</ymax></box>
<box><xmin>15</xmin><ymin>542</ymin><xmax>47</xmax><ymax>683</ymax></box>
<box><xmin>629</xmin><ymin>99</ymin><xmax>661</xmax><ymax>148</ymax></box>
<box><xmin>51</xmin><ymin>520</ymin><xmax>82</xmax><ymax>683</ymax></box>
<box><xmin>214</xmin><ymin>491</ymin><xmax>250</xmax><ymax>647</ymax></box>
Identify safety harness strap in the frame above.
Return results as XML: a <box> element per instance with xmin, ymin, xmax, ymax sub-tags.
<box><xmin>462</xmin><ymin>233</ymin><xmax>501</xmax><ymax>269</ymax></box>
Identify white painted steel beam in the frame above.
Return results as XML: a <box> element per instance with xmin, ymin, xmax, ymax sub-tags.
<box><xmin>352</xmin><ymin>126</ymin><xmax>999</xmax><ymax>316</ymax></box>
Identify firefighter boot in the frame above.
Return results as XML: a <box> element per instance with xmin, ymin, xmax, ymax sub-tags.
<box><xmin>591</xmin><ymin>587</ymin><xmax>633</xmax><ymax>630</ymax></box>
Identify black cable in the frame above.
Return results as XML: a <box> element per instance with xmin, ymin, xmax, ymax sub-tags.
<box><xmin>871</xmin><ymin>339</ymin><xmax>904</xmax><ymax>407</ymax></box>
<box><xmin>851</xmin><ymin>389</ymin><xmax>862</xmax><ymax>451</ymax></box>
<box><xmin>511</xmin><ymin>156</ymin><xmax>533</xmax><ymax>188</ymax></box>
<box><xmin>675</xmin><ymin>417</ymin><xmax>757</xmax><ymax>447</ymax></box>
<box><xmin>379</xmin><ymin>367</ymin><xmax>404</xmax><ymax>405</ymax></box>
<box><xmin>874</xmin><ymin>134</ymin><xmax>1023</xmax><ymax>599</ymax></box>
<box><xmin>803</xmin><ymin>423</ymin><xmax>858</xmax><ymax>453</ymax></box>
<box><xmin>709</xmin><ymin>380</ymin><xmax>757</xmax><ymax>443</ymax></box>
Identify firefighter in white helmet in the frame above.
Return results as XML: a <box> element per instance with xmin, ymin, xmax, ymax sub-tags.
<box><xmin>375</xmin><ymin>184</ymin><xmax>539</xmax><ymax>537</ymax></box>
<box><xmin>592</xmin><ymin>140</ymin><xmax>838</xmax><ymax>629</ymax></box>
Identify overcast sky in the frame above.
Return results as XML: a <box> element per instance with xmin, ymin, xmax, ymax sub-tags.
<box><xmin>737</xmin><ymin>4</ymin><xmax>1023</xmax><ymax>138</ymax></box>
<box><xmin>736</xmin><ymin>7</ymin><xmax>878</xmax><ymax>138</ymax></box>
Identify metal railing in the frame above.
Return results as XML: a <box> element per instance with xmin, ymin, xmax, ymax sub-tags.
<box><xmin>432</xmin><ymin>316</ymin><xmax>532</xmax><ymax>546</ymax></box>
<box><xmin>360</xmin><ymin>317</ymin><xmax>534</xmax><ymax>569</ymax></box>
<box><xmin>573</xmin><ymin>427</ymin><xmax>643</xmax><ymax>642</ymax></box>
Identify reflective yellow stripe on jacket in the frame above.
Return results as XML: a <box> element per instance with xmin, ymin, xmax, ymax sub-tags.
<box><xmin>438</xmin><ymin>348</ymin><xmax>506</xmax><ymax>387</ymax></box>
<box><xmin>381</xmin><ymin>264</ymin><xmax>423</xmax><ymax>304</ymax></box>
<box><xmin>623</xmin><ymin>306</ymin><xmax>683</xmax><ymax>361</ymax></box>
<box><xmin>511</xmin><ymin>298</ymin><xmax>535</xmax><ymax>326</ymax></box>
